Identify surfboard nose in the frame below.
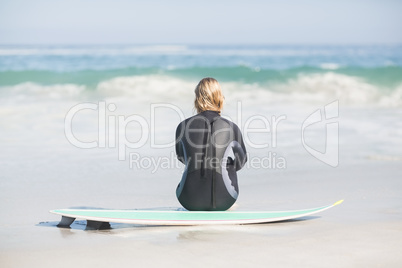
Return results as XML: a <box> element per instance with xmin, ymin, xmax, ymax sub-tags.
<box><xmin>333</xmin><ymin>200</ymin><xmax>344</xmax><ymax>206</ymax></box>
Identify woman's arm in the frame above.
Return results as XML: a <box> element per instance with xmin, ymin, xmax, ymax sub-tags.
<box><xmin>175</xmin><ymin>123</ymin><xmax>185</xmax><ymax>163</ymax></box>
<box><xmin>232</xmin><ymin>125</ymin><xmax>247</xmax><ymax>171</ymax></box>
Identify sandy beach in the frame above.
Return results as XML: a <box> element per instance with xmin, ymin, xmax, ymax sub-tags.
<box><xmin>1</xmin><ymin>156</ymin><xmax>401</xmax><ymax>267</ymax></box>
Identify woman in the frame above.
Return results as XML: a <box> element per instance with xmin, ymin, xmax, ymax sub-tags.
<box><xmin>175</xmin><ymin>78</ymin><xmax>247</xmax><ymax>211</ymax></box>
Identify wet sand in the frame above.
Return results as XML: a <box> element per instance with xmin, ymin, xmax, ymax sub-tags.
<box><xmin>1</xmin><ymin>150</ymin><xmax>401</xmax><ymax>267</ymax></box>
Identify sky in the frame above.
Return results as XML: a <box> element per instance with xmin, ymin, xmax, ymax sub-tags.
<box><xmin>0</xmin><ymin>0</ymin><xmax>401</xmax><ymax>44</ymax></box>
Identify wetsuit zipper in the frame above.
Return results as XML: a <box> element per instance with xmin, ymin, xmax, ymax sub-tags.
<box><xmin>201</xmin><ymin>120</ymin><xmax>209</xmax><ymax>178</ymax></box>
<box><xmin>211</xmin><ymin>121</ymin><xmax>216</xmax><ymax>209</ymax></box>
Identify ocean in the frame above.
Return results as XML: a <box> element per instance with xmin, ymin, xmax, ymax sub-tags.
<box><xmin>1</xmin><ymin>44</ymin><xmax>402</xmax><ymax>111</ymax></box>
<box><xmin>1</xmin><ymin>44</ymin><xmax>401</xmax><ymax>163</ymax></box>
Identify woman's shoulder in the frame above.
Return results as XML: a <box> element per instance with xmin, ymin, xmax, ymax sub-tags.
<box><xmin>176</xmin><ymin>114</ymin><xmax>197</xmax><ymax>132</ymax></box>
<box><xmin>216</xmin><ymin>116</ymin><xmax>240</xmax><ymax>129</ymax></box>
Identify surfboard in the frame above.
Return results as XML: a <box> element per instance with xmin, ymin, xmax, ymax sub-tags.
<box><xmin>50</xmin><ymin>200</ymin><xmax>343</xmax><ymax>229</ymax></box>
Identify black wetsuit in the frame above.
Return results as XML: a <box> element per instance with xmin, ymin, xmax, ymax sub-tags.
<box><xmin>175</xmin><ymin>110</ymin><xmax>247</xmax><ymax>211</ymax></box>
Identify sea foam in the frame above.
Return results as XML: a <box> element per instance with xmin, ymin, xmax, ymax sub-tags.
<box><xmin>1</xmin><ymin>73</ymin><xmax>401</xmax><ymax>108</ymax></box>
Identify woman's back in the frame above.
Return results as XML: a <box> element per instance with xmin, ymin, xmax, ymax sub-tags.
<box><xmin>175</xmin><ymin>110</ymin><xmax>247</xmax><ymax>211</ymax></box>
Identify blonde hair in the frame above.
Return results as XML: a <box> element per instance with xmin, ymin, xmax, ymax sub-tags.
<box><xmin>194</xmin><ymin>77</ymin><xmax>224</xmax><ymax>114</ymax></box>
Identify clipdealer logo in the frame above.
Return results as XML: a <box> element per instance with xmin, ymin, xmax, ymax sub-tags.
<box><xmin>301</xmin><ymin>100</ymin><xmax>339</xmax><ymax>167</ymax></box>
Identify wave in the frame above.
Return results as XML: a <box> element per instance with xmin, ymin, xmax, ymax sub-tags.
<box><xmin>1</xmin><ymin>72</ymin><xmax>401</xmax><ymax>108</ymax></box>
<box><xmin>1</xmin><ymin>66</ymin><xmax>402</xmax><ymax>88</ymax></box>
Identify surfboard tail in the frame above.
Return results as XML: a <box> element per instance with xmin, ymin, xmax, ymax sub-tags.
<box><xmin>56</xmin><ymin>216</ymin><xmax>75</xmax><ymax>228</ymax></box>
